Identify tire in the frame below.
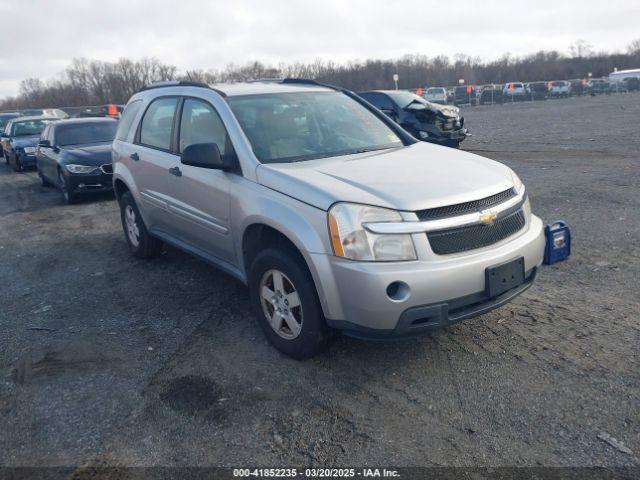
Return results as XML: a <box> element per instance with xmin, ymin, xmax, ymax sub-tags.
<box><xmin>249</xmin><ymin>247</ymin><xmax>331</xmax><ymax>359</ymax></box>
<box><xmin>58</xmin><ymin>169</ymin><xmax>78</xmax><ymax>204</ymax></box>
<box><xmin>39</xmin><ymin>170</ymin><xmax>51</xmax><ymax>187</ymax></box>
<box><xmin>119</xmin><ymin>191</ymin><xmax>162</xmax><ymax>259</ymax></box>
<box><xmin>12</xmin><ymin>154</ymin><xmax>23</xmax><ymax>172</ymax></box>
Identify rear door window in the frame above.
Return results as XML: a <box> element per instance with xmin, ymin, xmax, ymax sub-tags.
<box><xmin>138</xmin><ymin>97</ymin><xmax>178</xmax><ymax>151</ymax></box>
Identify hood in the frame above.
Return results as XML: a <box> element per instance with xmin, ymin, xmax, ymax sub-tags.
<box><xmin>60</xmin><ymin>142</ymin><xmax>112</xmax><ymax>165</ymax></box>
<box><xmin>407</xmin><ymin>100</ymin><xmax>460</xmax><ymax>118</ymax></box>
<box><xmin>256</xmin><ymin>142</ymin><xmax>515</xmax><ymax>212</ymax></box>
<box><xmin>13</xmin><ymin>136</ymin><xmax>40</xmax><ymax>148</ymax></box>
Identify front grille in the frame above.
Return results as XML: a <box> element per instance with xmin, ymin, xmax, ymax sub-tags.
<box><xmin>427</xmin><ymin>209</ymin><xmax>526</xmax><ymax>255</ymax></box>
<box><xmin>100</xmin><ymin>164</ymin><xmax>113</xmax><ymax>174</ymax></box>
<box><xmin>416</xmin><ymin>188</ymin><xmax>516</xmax><ymax>221</ymax></box>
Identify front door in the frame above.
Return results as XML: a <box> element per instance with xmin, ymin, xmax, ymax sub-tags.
<box><xmin>165</xmin><ymin>97</ymin><xmax>234</xmax><ymax>264</ymax></box>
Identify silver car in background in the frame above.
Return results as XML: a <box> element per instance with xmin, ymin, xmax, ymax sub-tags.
<box><xmin>423</xmin><ymin>87</ymin><xmax>448</xmax><ymax>104</ymax></box>
<box><xmin>112</xmin><ymin>79</ymin><xmax>545</xmax><ymax>358</ymax></box>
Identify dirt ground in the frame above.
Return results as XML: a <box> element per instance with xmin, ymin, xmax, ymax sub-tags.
<box><xmin>0</xmin><ymin>93</ymin><xmax>638</xmax><ymax>469</ymax></box>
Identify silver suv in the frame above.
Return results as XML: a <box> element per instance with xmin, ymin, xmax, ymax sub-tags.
<box><xmin>112</xmin><ymin>79</ymin><xmax>545</xmax><ymax>358</ymax></box>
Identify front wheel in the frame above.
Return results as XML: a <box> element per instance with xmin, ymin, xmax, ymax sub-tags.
<box><xmin>39</xmin><ymin>169</ymin><xmax>51</xmax><ymax>187</ymax></box>
<box><xmin>11</xmin><ymin>154</ymin><xmax>23</xmax><ymax>172</ymax></box>
<box><xmin>249</xmin><ymin>248</ymin><xmax>331</xmax><ymax>359</ymax></box>
<box><xmin>119</xmin><ymin>191</ymin><xmax>162</xmax><ymax>259</ymax></box>
<box><xmin>58</xmin><ymin>169</ymin><xmax>78</xmax><ymax>204</ymax></box>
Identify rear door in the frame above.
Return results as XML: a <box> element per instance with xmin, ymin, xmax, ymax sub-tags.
<box><xmin>164</xmin><ymin>97</ymin><xmax>234</xmax><ymax>263</ymax></box>
<box><xmin>129</xmin><ymin>97</ymin><xmax>180</xmax><ymax>231</ymax></box>
<box><xmin>1</xmin><ymin>122</ymin><xmax>13</xmax><ymax>155</ymax></box>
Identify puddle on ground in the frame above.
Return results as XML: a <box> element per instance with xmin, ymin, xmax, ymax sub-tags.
<box><xmin>159</xmin><ymin>375</ymin><xmax>219</xmax><ymax>414</ymax></box>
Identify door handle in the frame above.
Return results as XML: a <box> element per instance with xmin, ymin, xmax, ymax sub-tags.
<box><xmin>130</xmin><ymin>152</ymin><xmax>139</xmax><ymax>161</ymax></box>
<box><xmin>169</xmin><ymin>166</ymin><xmax>182</xmax><ymax>177</ymax></box>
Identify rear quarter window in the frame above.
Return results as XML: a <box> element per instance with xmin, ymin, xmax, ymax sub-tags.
<box><xmin>115</xmin><ymin>100</ymin><xmax>143</xmax><ymax>142</ymax></box>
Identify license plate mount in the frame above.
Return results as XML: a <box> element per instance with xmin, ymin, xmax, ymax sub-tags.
<box><xmin>485</xmin><ymin>257</ymin><xmax>525</xmax><ymax>298</ymax></box>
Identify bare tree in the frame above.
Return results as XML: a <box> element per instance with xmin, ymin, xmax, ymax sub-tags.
<box><xmin>3</xmin><ymin>43</ymin><xmax>640</xmax><ymax>111</ymax></box>
<box><xmin>569</xmin><ymin>39</ymin><xmax>594</xmax><ymax>58</ymax></box>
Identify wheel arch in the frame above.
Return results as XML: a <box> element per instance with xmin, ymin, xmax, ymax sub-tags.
<box><xmin>240</xmin><ymin>220</ymin><xmax>334</xmax><ymax>319</ymax></box>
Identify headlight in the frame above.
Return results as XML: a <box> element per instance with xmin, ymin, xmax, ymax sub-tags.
<box><xmin>23</xmin><ymin>146</ymin><xmax>36</xmax><ymax>154</ymax></box>
<box><xmin>511</xmin><ymin>170</ymin><xmax>531</xmax><ymax>219</ymax></box>
<box><xmin>66</xmin><ymin>164</ymin><xmax>99</xmax><ymax>174</ymax></box>
<box><xmin>511</xmin><ymin>170</ymin><xmax>524</xmax><ymax>191</ymax></box>
<box><xmin>327</xmin><ymin>203</ymin><xmax>417</xmax><ymax>261</ymax></box>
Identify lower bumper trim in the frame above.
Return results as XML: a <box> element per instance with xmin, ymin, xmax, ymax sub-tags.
<box><xmin>327</xmin><ymin>267</ymin><xmax>537</xmax><ymax>340</ymax></box>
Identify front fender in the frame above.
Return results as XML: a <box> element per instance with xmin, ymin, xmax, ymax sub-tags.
<box><xmin>232</xmin><ymin>178</ymin><xmax>335</xmax><ymax>314</ymax></box>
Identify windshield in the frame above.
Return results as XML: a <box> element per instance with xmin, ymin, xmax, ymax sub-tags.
<box><xmin>427</xmin><ymin>88</ymin><xmax>445</xmax><ymax>95</ymax></box>
<box><xmin>0</xmin><ymin>114</ymin><xmax>19</xmax><ymax>128</ymax></box>
<box><xmin>385</xmin><ymin>91</ymin><xmax>427</xmax><ymax>108</ymax></box>
<box><xmin>56</xmin><ymin>122</ymin><xmax>117</xmax><ymax>146</ymax></box>
<box><xmin>227</xmin><ymin>92</ymin><xmax>403</xmax><ymax>164</ymax></box>
<box><xmin>11</xmin><ymin>119</ymin><xmax>52</xmax><ymax>136</ymax></box>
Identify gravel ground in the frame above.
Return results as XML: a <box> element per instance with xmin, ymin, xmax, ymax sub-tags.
<box><xmin>0</xmin><ymin>93</ymin><xmax>638</xmax><ymax>469</ymax></box>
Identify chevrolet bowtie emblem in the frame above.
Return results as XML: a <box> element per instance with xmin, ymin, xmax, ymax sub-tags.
<box><xmin>479</xmin><ymin>210</ymin><xmax>498</xmax><ymax>226</ymax></box>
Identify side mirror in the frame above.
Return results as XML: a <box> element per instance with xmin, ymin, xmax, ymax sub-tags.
<box><xmin>1</xmin><ymin>132</ymin><xmax>9</xmax><ymax>138</ymax></box>
<box><xmin>38</xmin><ymin>140</ymin><xmax>51</xmax><ymax>148</ymax></box>
<box><xmin>181</xmin><ymin>143</ymin><xmax>233</xmax><ymax>171</ymax></box>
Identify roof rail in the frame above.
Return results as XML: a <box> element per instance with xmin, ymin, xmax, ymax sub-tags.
<box><xmin>136</xmin><ymin>80</ymin><xmax>226</xmax><ymax>97</ymax></box>
<box><xmin>281</xmin><ymin>78</ymin><xmax>345</xmax><ymax>92</ymax></box>
<box><xmin>248</xmin><ymin>78</ymin><xmax>285</xmax><ymax>83</ymax></box>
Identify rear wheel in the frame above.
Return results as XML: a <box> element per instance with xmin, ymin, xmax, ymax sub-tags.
<box><xmin>249</xmin><ymin>248</ymin><xmax>331</xmax><ymax>359</ymax></box>
<box><xmin>119</xmin><ymin>191</ymin><xmax>162</xmax><ymax>259</ymax></box>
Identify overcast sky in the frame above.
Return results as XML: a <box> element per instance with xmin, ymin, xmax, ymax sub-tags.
<box><xmin>1</xmin><ymin>0</ymin><xmax>639</xmax><ymax>97</ymax></box>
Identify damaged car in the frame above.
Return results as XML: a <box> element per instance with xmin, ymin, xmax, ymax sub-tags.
<box><xmin>357</xmin><ymin>90</ymin><xmax>467</xmax><ymax>148</ymax></box>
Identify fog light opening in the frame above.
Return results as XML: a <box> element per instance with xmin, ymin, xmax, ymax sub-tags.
<box><xmin>386</xmin><ymin>281</ymin><xmax>410</xmax><ymax>302</ymax></box>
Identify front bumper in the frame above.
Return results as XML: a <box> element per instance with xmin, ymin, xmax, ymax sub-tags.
<box><xmin>18</xmin><ymin>153</ymin><xmax>37</xmax><ymax>167</ymax></box>
<box><xmin>427</xmin><ymin>128</ymin><xmax>467</xmax><ymax>145</ymax></box>
<box><xmin>66</xmin><ymin>171</ymin><xmax>113</xmax><ymax>193</ymax></box>
<box><xmin>313</xmin><ymin>214</ymin><xmax>545</xmax><ymax>336</ymax></box>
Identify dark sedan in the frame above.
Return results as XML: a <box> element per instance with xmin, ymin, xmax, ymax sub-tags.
<box><xmin>0</xmin><ymin>112</ymin><xmax>21</xmax><ymax>158</ymax></box>
<box><xmin>1</xmin><ymin>116</ymin><xmax>57</xmax><ymax>171</ymax></box>
<box><xmin>36</xmin><ymin>117</ymin><xmax>117</xmax><ymax>203</ymax></box>
<box><xmin>357</xmin><ymin>90</ymin><xmax>467</xmax><ymax>148</ymax></box>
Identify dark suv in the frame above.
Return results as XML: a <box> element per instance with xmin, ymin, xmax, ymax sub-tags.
<box><xmin>358</xmin><ymin>90</ymin><xmax>467</xmax><ymax>148</ymax></box>
<box><xmin>528</xmin><ymin>82</ymin><xmax>549</xmax><ymax>101</ymax></box>
<box><xmin>453</xmin><ymin>86</ymin><xmax>477</xmax><ymax>106</ymax></box>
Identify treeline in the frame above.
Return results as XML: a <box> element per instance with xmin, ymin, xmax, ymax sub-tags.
<box><xmin>2</xmin><ymin>41</ymin><xmax>640</xmax><ymax>110</ymax></box>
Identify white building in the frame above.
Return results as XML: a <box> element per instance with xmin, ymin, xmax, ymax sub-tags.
<box><xmin>609</xmin><ymin>68</ymin><xmax>640</xmax><ymax>84</ymax></box>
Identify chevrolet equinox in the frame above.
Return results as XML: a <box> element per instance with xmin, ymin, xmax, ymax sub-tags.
<box><xmin>112</xmin><ymin>79</ymin><xmax>545</xmax><ymax>359</ymax></box>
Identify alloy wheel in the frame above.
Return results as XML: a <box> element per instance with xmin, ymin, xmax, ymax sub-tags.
<box><xmin>58</xmin><ymin>170</ymin><xmax>70</xmax><ymax>201</ymax></box>
<box><xmin>260</xmin><ymin>269</ymin><xmax>303</xmax><ymax>340</ymax></box>
<box><xmin>124</xmin><ymin>205</ymin><xmax>140</xmax><ymax>247</ymax></box>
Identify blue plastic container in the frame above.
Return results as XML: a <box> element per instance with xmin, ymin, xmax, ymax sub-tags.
<box><xmin>544</xmin><ymin>220</ymin><xmax>571</xmax><ymax>265</ymax></box>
